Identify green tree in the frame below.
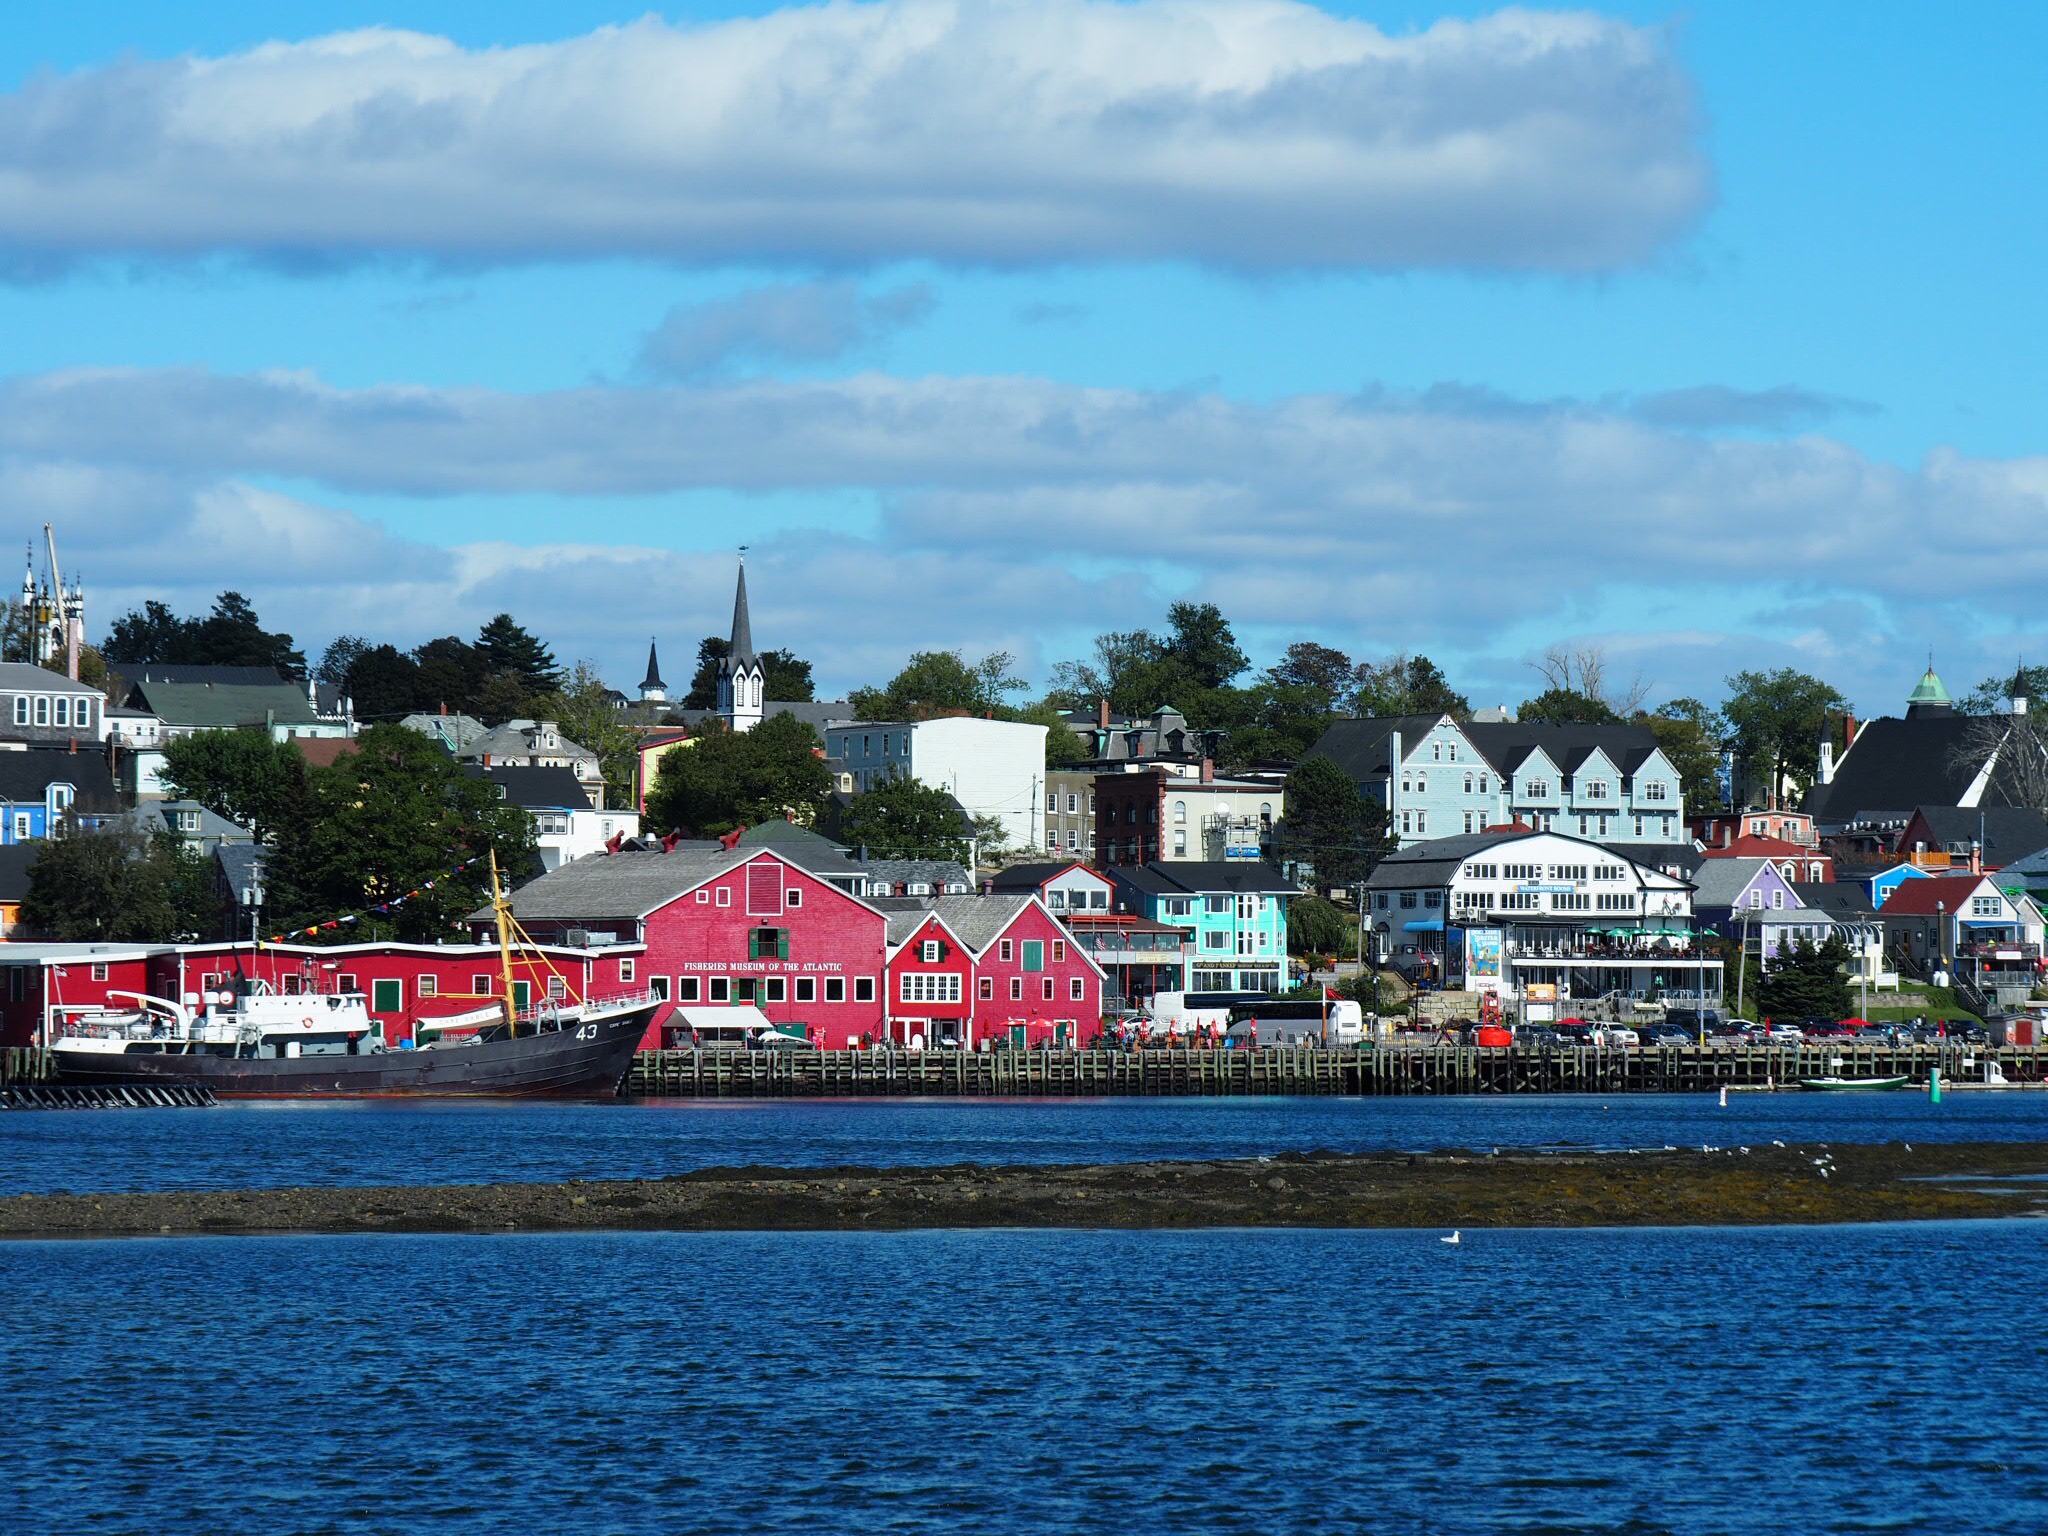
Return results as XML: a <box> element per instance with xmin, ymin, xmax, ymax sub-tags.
<box><xmin>158</xmin><ymin>729</ymin><xmax>309</xmax><ymax>844</ymax></box>
<box><xmin>1267</xmin><ymin>641</ymin><xmax>1356</xmax><ymax>714</ymax></box>
<box><xmin>1722</xmin><ymin>668</ymin><xmax>1849</xmax><ymax>804</ymax></box>
<box><xmin>470</xmin><ymin>668</ymin><xmax>536</xmax><ymax>726</ymax></box>
<box><xmin>1758</xmin><ymin>936</ymin><xmax>1853</xmax><ymax>1022</ymax></box>
<box><xmin>413</xmin><ymin>636</ymin><xmax>489</xmax><ymax>711</ymax></box>
<box><xmin>1961</xmin><ymin>666</ymin><xmax>2048</xmax><ymax>715</ymax></box>
<box><xmin>1286</xmin><ymin>893</ymin><xmax>1354</xmax><ymax>956</ymax></box>
<box><xmin>474</xmin><ymin>614</ymin><xmax>561</xmax><ymax>695</ymax></box>
<box><xmin>1518</xmin><ymin>688</ymin><xmax>1621</xmax><ymax>726</ymax></box>
<box><xmin>102</xmin><ymin>591</ymin><xmax>306</xmax><ymax>679</ymax></box>
<box><xmin>263</xmin><ymin>724</ymin><xmax>536</xmax><ymax>943</ymax></box>
<box><xmin>1351</xmin><ymin>654</ymin><xmax>1469</xmax><ymax>718</ymax></box>
<box><xmin>1283</xmin><ymin>754</ymin><xmax>1393</xmax><ymax>887</ymax></box>
<box><xmin>1010</xmin><ymin>700</ymin><xmax>1089</xmax><ymax>767</ymax></box>
<box><xmin>679</xmin><ymin>638</ymin><xmax>816</xmax><ymax>709</ymax></box>
<box><xmin>315</xmin><ymin>634</ymin><xmax>370</xmax><ymax>688</ymax></box>
<box><xmin>532</xmin><ymin>662</ymin><xmax>641</xmax><ymax>810</ymax></box>
<box><xmin>850</xmin><ymin>649</ymin><xmax>1025</xmax><ymax>721</ymax></box>
<box><xmin>1162</xmin><ymin>602</ymin><xmax>1249</xmax><ymax>692</ymax></box>
<box><xmin>839</xmin><ymin>774</ymin><xmax>973</xmax><ymax>863</ymax></box>
<box><xmin>643</xmin><ymin>714</ymin><xmax>831</xmax><ymax>837</ymax></box>
<box><xmin>21</xmin><ymin>825</ymin><xmax>187</xmax><ymax>942</ymax></box>
<box><xmin>344</xmin><ymin>645</ymin><xmax>428</xmax><ymax>721</ymax></box>
<box><xmin>1644</xmin><ymin>697</ymin><xmax>1727</xmax><ymax>811</ymax></box>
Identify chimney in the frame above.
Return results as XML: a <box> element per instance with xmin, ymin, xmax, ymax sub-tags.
<box><xmin>1843</xmin><ymin>714</ymin><xmax>1858</xmax><ymax>750</ymax></box>
<box><xmin>1200</xmin><ymin>757</ymin><xmax>1214</xmax><ymax>784</ymax></box>
<box><xmin>1098</xmin><ymin>698</ymin><xmax>1111</xmax><ymax>729</ymax></box>
<box><xmin>1970</xmin><ymin>842</ymin><xmax>1983</xmax><ymax>875</ymax></box>
<box><xmin>439</xmin><ymin>701</ymin><xmax>448</xmax><ymax>716</ymax></box>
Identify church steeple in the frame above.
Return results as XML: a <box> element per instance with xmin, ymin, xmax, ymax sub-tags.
<box><xmin>638</xmin><ymin>638</ymin><xmax>666</xmax><ymax>704</ymax></box>
<box><xmin>716</xmin><ymin>554</ymin><xmax>766</xmax><ymax>732</ymax></box>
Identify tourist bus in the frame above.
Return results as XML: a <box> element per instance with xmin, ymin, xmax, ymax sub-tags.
<box><xmin>1223</xmin><ymin>997</ymin><xmax>1367</xmax><ymax>1048</ymax></box>
<box><xmin>1144</xmin><ymin>990</ymin><xmax>1265</xmax><ymax>1035</ymax></box>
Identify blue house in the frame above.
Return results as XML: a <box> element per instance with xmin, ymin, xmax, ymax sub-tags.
<box><xmin>0</xmin><ymin>749</ymin><xmax>119</xmax><ymax>845</ymax></box>
<box><xmin>1306</xmin><ymin>716</ymin><xmax>1685</xmax><ymax>849</ymax></box>
<box><xmin>1107</xmin><ymin>861</ymin><xmax>1296</xmax><ymax>994</ymax></box>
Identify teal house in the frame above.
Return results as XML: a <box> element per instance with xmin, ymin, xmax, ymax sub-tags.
<box><xmin>1108</xmin><ymin>862</ymin><xmax>1297</xmax><ymax>994</ymax></box>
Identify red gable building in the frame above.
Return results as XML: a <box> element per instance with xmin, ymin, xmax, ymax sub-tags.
<box><xmin>488</xmin><ymin>846</ymin><xmax>889</xmax><ymax>1048</ymax></box>
<box><xmin>881</xmin><ymin>894</ymin><xmax>1106</xmax><ymax>1049</ymax></box>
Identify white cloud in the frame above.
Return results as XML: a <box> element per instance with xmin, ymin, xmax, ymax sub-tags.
<box><xmin>0</xmin><ymin>2</ymin><xmax>1707</xmax><ymax>274</ymax></box>
<box><xmin>20</xmin><ymin>362</ymin><xmax>2048</xmax><ymax>711</ymax></box>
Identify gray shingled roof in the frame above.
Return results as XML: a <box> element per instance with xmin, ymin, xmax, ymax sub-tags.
<box><xmin>1805</xmin><ymin>714</ymin><xmax>2005</xmax><ymax>820</ymax></box>
<box><xmin>461</xmin><ymin>763</ymin><xmax>591</xmax><ymax>809</ymax></box>
<box><xmin>874</xmin><ymin>894</ymin><xmax>1039</xmax><ymax>952</ymax></box>
<box><xmin>123</xmin><ymin>680</ymin><xmax>320</xmax><ymax>730</ymax></box>
<box><xmin>860</xmin><ymin>859</ymin><xmax>971</xmax><ymax>891</ymax></box>
<box><xmin>490</xmin><ymin>847</ymin><xmax>754</xmax><ymax>921</ymax></box>
<box><xmin>1687</xmin><ymin>857</ymin><xmax>1776</xmax><ymax>908</ymax></box>
<box><xmin>0</xmin><ymin>662</ymin><xmax>101</xmax><ymax>695</ymax></box>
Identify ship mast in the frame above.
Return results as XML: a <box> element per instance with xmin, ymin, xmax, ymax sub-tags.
<box><xmin>489</xmin><ymin>851</ymin><xmax>519</xmax><ymax>1035</ymax></box>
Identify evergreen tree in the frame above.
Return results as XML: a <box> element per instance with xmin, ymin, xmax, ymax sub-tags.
<box><xmin>101</xmin><ymin>591</ymin><xmax>305</xmax><ymax>679</ymax></box>
<box><xmin>1282</xmin><ymin>754</ymin><xmax>1392</xmax><ymax>888</ymax></box>
<box><xmin>473</xmin><ymin>614</ymin><xmax>561</xmax><ymax>695</ymax></box>
<box><xmin>316</xmin><ymin>634</ymin><xmax>370</xmax><ymax>688</ymax></box>
<box><xmin>413</xmin><ymin>636</ymin><xmax>489</xmax><ymax>711</ymax></box>
<box><xmin>1758</xmin><ymin>937</ymin><xmax>1853</xmax><ymax>1022</ymax></box>
<box><xmin>344</xmin><ymin>645</ymin><xmax>428</xmax><ymax>722</ymax></box>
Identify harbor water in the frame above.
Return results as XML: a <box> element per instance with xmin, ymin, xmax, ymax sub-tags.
<box><xmin>4</xmin><ymin>1220</ymin><xmax>2045</xmax><ymax>1535</ymax></box>
<box><xmin>7</xmin><ymin>1091</ymin><xmax>2048</xmax><ymax>1196</ymax></box>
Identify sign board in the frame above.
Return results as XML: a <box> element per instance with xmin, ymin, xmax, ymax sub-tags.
<box><xmin>1525</xmin><ymin>983</ymin><xmax>1558</xmax><ymax>1002</ymax></box>
<box><xmin>1465</xmin><ymin>927</ymin><xmax>1502</xmax><ymax>983</ymax></box>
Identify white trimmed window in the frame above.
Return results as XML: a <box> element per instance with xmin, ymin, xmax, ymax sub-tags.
<box><xmin>417</xmin><ymin>975</ymin><xmax>438</xmax><ymax>997</ymax></box>
<box><xmin>900</xmin><ymin>973</ymin><xmax>962</xmax><ymax>1004</ymax></box>
<box><xmin>825</xmin><ymin>978</ymin><xmax>845</xmax><ymax>1002</ymax></box>
<box><xmin>676</xmin><ymin>977</ymin><xmax>701</xmax><ymax>1002</ymax></box>
<box><xmin>920</xmin><ymin>940</ymin><xmax>942</xmax><ymax>963</ymax></box>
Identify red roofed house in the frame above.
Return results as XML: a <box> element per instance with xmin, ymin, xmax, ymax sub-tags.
<box><xmin>1876</xmin><ymin>873</ymin><xmax>2045</xmax><ymax>983</ymax></box>
<box><xmin>1699</xmin><ymin>834</ymin><xmax>1833</xmax><ymax>885</ymax></box>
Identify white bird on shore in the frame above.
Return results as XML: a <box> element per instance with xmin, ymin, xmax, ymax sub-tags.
<box><xmin>1441</xmin><ymin>1230</ymin><xmax>1462</xmax><ymax>1245</ymax></box>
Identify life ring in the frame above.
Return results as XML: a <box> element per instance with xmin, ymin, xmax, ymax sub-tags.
<box><xmin>302</xmin><ymin>1016</ymin><xmax>315</xmax><ymax>1028</ymax></box>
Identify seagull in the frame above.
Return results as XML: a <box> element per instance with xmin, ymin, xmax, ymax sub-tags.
<box><xmin>1441</xmin><ymin>1230</ymin><xmax>1462</xmax><ymax>1245</ymax></box>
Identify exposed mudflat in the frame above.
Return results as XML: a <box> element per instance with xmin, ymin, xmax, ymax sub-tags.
<box><xmin>5</xmin><ymin>1141</ymin><xmax>2047</xmax><ymax>1239</ymax></box>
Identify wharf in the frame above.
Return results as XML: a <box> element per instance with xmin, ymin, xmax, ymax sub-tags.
<box><xmin>1</xmin><ymin>1046</ymin><xmax>52</xmax><ymax>1087</ymax></box>
<box><xmin>626</xmin><ymin>1043</ymin><xmax>2048</xmax><ymax>1098</ymax></box>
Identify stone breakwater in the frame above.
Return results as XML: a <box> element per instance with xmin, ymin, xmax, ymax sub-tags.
<box><xmin>5</xmin><ymin>1142</ymin><xmax>2047</xmax><ymax>1238</ymax></box>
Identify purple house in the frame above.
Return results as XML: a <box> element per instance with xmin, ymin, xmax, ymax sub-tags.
<box><xmin>1690</xmin><ymin>857</ymin><xmax>1841</xmax><ymax>961</ymax></box>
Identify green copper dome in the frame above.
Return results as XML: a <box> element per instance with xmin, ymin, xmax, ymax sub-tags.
<box><xmin>1907</xmin><ymin>666</ymin><xmax>1950</xmax><ymax>706</ymax></box>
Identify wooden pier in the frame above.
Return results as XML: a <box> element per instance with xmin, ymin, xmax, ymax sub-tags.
<box><xmin>1</xmin><ymin>1046</ymin><xmax>52</xmax><ymax>1088</ymax></box>
<box><xmin>626</xmin><ymin>1043</ymin><xmax>2048</xmax><ymax>1098</ymax></box>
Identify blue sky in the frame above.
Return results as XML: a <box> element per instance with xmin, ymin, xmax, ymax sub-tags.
<box><xmin>2</xmin><ymin>1</ymin><xmax>2043</xmax><ymax>717</ymax></box>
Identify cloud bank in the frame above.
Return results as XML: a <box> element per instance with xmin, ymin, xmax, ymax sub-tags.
<box><xmin>0</xmin><ymin>1</ymin><xmax>1708</xmax><ymax>274</ymax></box>
<box><xmin>14</xmin><ymin>361</ymin><xmax>2047</xmax><ymax>710</ymax></box>
<box><xmin>639</xmin><ymin>282</ymin><xmax>935</xmax><ymax>377</ymax></box>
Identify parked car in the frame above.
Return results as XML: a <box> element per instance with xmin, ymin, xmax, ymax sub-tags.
<box><xmin>1596</xmin><ymin>1026</ymin><xmax>1640</xmax><ymax>1048</ymax></box>
<box><xmin>1665</xmin><ymin>1007</ymin><xmax>1723</xmax><ymax>1037</ymax></box>
<box><xmin>1801</xmin><ymin>1020</ymin><xmax>1856</xmax><ymax>1040</ymax></box>
<box><xmin>1553</xmin><ymin>1022</ymin><xmax>1598</xmax><ymax>1048</ymax></box>
<box><xmin>1639</xmin><ymin>1022</ymin><xmax>1694</xmax><ymax>1045</ymax></box>
<box><xmin>1764</xmin><ymin>1022</ymin><xmax>1803</xmax><ymax>1045</ymax></box>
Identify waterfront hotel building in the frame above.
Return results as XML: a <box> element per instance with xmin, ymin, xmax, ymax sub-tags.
<box><xmin>1364</xmin><ymin>830</ymin><xmax>1722</xmax><ymax>1007</ymax></box>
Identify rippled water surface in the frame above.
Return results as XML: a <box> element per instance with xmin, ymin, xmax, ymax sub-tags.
<box><xmin>5</xmin><ymin>1091</ymin><xmax>2048</xmax><ymax>1196</ymax></box>
<box><xmin>4</xmin><ymin>1222</ymin><xmax>2043</xmax><ymax>1535</ymax></box>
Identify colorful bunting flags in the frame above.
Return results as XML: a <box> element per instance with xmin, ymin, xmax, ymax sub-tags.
<box><xmin>266</xmin><ymin>855</ymin><xmax>486</xmax><ymax>943</ymax></box>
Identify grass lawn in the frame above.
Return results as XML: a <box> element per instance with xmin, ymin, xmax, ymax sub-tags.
<box><xmin>1855</xmin><ymin>986</ymin><xmax>1982</xmax><ymax>1023</ymax></box>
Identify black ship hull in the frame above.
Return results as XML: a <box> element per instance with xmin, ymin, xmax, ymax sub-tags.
<box><xmin>52</xmin><ymin>1006</ymin><xmax>652</xmax><ymax>1098</ymax></box>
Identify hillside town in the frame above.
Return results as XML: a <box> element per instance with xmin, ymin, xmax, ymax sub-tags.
<box><xmin>2</xmin><ymin>537</ymin><xmax>2044</xmax><ymax>1055</ymax></box>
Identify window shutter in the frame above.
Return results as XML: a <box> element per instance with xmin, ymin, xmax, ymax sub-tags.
<box><xmin>778</xmin><ymin>931</ymin><xmax>790</xmax><ymax>960</ymax></box>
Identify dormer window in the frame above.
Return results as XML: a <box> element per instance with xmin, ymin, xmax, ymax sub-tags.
<box><xmin>9</xmin><ymin>698</ymin><xmax>24</xmax><ymax>726</ymax></box>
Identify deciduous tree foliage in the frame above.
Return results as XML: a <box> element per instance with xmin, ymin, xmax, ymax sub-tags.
<box><xmin>1722</xmin><ymin>668</ymin><xmax>1849</xmax><ymax>803</ymax></box>
<box><xmin>838</xmin><ymin>774</ymin><xmax>973</xmax><ymax>864</ymax></box>
<box><xmin>21</xmin><ymin>826</ymin><xmax>217</xmax><ymax>942</ymax></box>
<box><xmin>1644</xmin><ymin>697</ymin><xmax>1727</xmax><ymax>811</ymax></box>
<box><xmin>679</xmin><ymin>637</ymin><xmax>816</xmax><ymax>709</ymax></box>
<box><xmin>850</xmin><ymin>649</ymin><xmax>1025</xmax><ymax>721</ymax></box>
<box><xmin>642</xmin><ymin>714</ymin><xmax>831</xmax><ymax>837</ymax></box>
<box><xmin>158</xmin><ymin>729</ymin><xmax>309</xmax><ymax>844</ymax></box>
<box><xmin>1518</xmin><ymin>688</ymin><xmax>1621</xmax><ymax>726</ymax></box>
<box><xmin>1286</xmin><ymin>893</ymin><xmax>1354</xmax><ymax>956</ymax></box>
<box><xmin>262</xmin><ymin>724</ymin><xmax>537</xmax><ymax>943</ymax></box>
